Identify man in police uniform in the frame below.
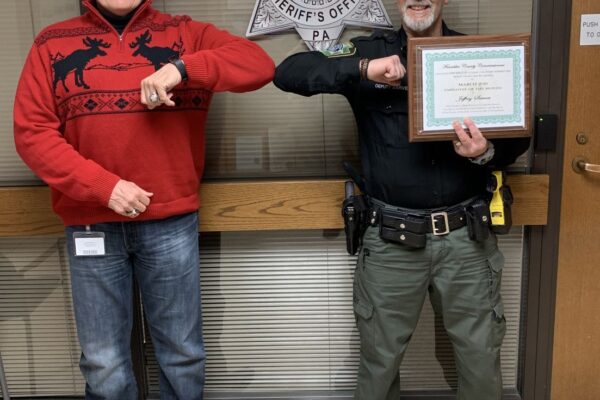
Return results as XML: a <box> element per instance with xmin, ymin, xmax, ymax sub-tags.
<box><xmin>274</xmin><ymin>0</ymin><xmax>531</xmax><ymax>399</ymax></box>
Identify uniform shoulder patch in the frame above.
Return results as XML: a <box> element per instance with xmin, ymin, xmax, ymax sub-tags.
<box><xmin>320</xmin><ymin>42</ymin><xmax>356</xmax><ymax>58</ymax></box>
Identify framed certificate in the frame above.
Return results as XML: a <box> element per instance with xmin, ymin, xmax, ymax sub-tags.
<box><xmin>407</xmin><ymin>34</ymin><xmax>532</xmax><ymax>142</ymax></box>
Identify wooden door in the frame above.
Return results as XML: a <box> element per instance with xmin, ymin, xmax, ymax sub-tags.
<box><xmin>551</xmin><ymin>0</ymin><xmax>600</xmax><ymax>398</ymax></box>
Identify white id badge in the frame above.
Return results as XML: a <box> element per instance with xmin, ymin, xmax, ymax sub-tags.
<box><xmin>73</xmin><ymin>227</ymin><xmax>106</xmax><ymax>257</ymax></box>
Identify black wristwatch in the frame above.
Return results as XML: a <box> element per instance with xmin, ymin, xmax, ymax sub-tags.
<box><xmin>169</xmin><ymin>57</ymin><xmax>188</xmax><ymax>82</ymax></box>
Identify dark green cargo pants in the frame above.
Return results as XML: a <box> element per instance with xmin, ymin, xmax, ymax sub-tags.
<box><xmin>353</xmin><ymin>225</ymin><xmax>506</xmax><ymax>400</ymax></box>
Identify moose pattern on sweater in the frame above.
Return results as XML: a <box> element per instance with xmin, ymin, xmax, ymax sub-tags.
<box><xmin>130</xmin><ymin>30</ymin><xmax>184</xmax><ymax>71</ymax></box>
<box><xmin>51</xmin><ymin>37</ymin><xmax>111</xmax><ymax>93</ymax></box>
<box><xmin>43</xmin><ymin>15</ymin><xmax>188</xmax><ymax>97</ymax></box>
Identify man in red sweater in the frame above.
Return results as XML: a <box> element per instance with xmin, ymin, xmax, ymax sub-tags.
<box><xmin>13</xmin><ymin>0</ymin><xmax>274</xmax><ymax>398</ymax></box>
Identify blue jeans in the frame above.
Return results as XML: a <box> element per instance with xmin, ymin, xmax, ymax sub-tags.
<box><xmin>66</xmin><ymin>212</ymin><xmax>205</xmax><ymax>400</ymax></box>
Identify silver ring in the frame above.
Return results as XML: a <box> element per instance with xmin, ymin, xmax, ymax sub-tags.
<box><xmin>126</xmin><ymin>208</ymin><xmax>140</xmax><ymax>216</ymax></box>
<box><xmin>149</xmin><ymin>92</ymin><xmax>159</xmax><ymax>103</ymax></box>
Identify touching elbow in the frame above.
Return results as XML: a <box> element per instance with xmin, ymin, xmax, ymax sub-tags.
<box><xmin>273</xmin><ymin>66</ymin><xmax>286</xmax><ymax>91</ymax></box>
<box><xmin>273</xmin><ymin>63</ymin><xmax>297</xmax><ymax>93</ymax></box>
<box><xmin>260</xmin><ymin>57</ymin><xmax>275</xmax><ymax>86</ymax></box>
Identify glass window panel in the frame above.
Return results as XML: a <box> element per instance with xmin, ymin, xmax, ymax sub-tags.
<box><xmin>173</xmin><ymin>0</ymin><xmax>533</xmax><ymax>180</ymax></box>
<box><xmin>0</xmin><ymin>0</ymin><xmax>79</xmax><ymax>185</ymax></box>
<box><xmin>0</xmin><ymin>1</ymin><xmax>532</xmax><ymax>398</ymax></box>
<box><xmin>0</xmin><ymin>0</ymin><xmax>533</xmax><ymax>184</ymax></box>
<box><xmin>0</xmin><ymin>237</ymin><xmax>85</xmax><ymax>396</ymax></box>
<box><xmin>143</xmin><ymin>229</ymin><xmax>523</xmax><ymax>395</ymax></box>
<box><xmin>0</xmin><ymin>229</ymin><xmax>522</xmax><ymax>396</ymax></box>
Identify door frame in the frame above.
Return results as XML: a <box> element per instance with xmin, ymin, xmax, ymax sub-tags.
<box><xmin>521</xmin><ymin>0</ymin><xmax>571</xmax><ymax>399</ymax></box>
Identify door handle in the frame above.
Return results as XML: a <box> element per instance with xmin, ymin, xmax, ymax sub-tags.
<box><xmin>572</xmin><ymin>157</ymin><xmax>600</xmax><ymax>174</ymax></box>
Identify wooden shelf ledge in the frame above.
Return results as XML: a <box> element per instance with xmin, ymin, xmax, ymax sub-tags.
<box><xmin>0</xmin><ymin>175</ymin><xmax>548</xmax><ymax>237</ymax></box>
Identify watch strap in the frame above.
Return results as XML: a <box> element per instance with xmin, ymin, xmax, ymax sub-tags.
<box><xmin>469</xmin><ymin>141</ymin><xmax>495</xmax><ymax>165</ymax></box>
<box><xmin>169</xmin><ymin>57</ymin><xmax>188</xmax><ymax>82</ymax></box>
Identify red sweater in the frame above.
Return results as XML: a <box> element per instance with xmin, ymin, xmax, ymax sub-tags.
<box><xmin>13</xmin><ymin>0</ymin><xmax>274</xmax><ymax>226</ymax></box>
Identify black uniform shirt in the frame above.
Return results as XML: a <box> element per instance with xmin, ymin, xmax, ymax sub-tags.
<box><xmin>274</xmin><ymin>23</ymin><xmax>531</xmax><ymax>209</ymax></box>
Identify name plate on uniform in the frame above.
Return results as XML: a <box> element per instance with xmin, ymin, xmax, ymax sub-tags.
<box><xmin>407</xmin><ymin>34</ymin><xmax>532</xmax><ymax>142</ymax></box>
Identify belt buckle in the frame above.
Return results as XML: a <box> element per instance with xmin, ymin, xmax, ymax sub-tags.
<box><xmin>431</xmin><ymin>212</ymin><xmax>450</xmax><ymax>236</ymax></box>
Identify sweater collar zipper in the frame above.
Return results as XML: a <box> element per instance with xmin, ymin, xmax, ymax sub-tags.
<box><xmin>83</xmin><ymin>0</ymin><xmax>151</xmax><ymax>50</ymax></box>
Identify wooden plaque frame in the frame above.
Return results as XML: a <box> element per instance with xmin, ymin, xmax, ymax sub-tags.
<box><xmin>407</xmin><ymin>33</ymin><xmax>532</xmax><ymax>142</ymax></box>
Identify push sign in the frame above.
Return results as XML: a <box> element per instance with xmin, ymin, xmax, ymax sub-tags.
<box><xmin>581</xmin><ymin>14</ymin><xmax>600</xmax><ymax>46</ymax></box>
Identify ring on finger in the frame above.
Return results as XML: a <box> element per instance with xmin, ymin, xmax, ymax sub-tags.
<box><xmin>149</xmin><ymin>92</ymin><xmax>159</xmax><ymax>103</ymax></box>
<box><xmin>126</xmin><ymin>208</ymin><xmax>140</xmax><ymax>216</ymax></box>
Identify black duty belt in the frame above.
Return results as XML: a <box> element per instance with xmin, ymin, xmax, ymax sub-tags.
<box><xmin>368</xmin><ymin>197</ymin><xmax>474</xmax><ymax>248</ymax></box>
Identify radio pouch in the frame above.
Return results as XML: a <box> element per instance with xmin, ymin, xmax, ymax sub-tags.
<box><xmin>466</xmin><ymin>198</ymin><xmax>491</xmax><ymax>242</ymax></box>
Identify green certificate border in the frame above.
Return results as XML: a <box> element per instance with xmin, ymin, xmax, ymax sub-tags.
<box><xmin>424</xmin><ymin>49</ymin><xmax>523</xmax><ymax>128</ymax></box>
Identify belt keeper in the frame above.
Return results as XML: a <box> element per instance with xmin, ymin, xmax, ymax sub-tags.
<box><xmin>379</xmin><ymin>226</ymin><xmax>426</xmax><ymax>248</ymax></box>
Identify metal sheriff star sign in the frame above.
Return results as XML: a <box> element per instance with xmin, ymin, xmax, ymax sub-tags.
<box><xmin>247</xmin><ymin>0</ymin><xmax>393</xmax><ymax>51</ymax></box>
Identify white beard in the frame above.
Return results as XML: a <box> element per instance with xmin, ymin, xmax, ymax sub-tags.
<box><xmin>400</xmin><ymin>3</ymin><xmax>436</xmax><ymax>33</ymax></box>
